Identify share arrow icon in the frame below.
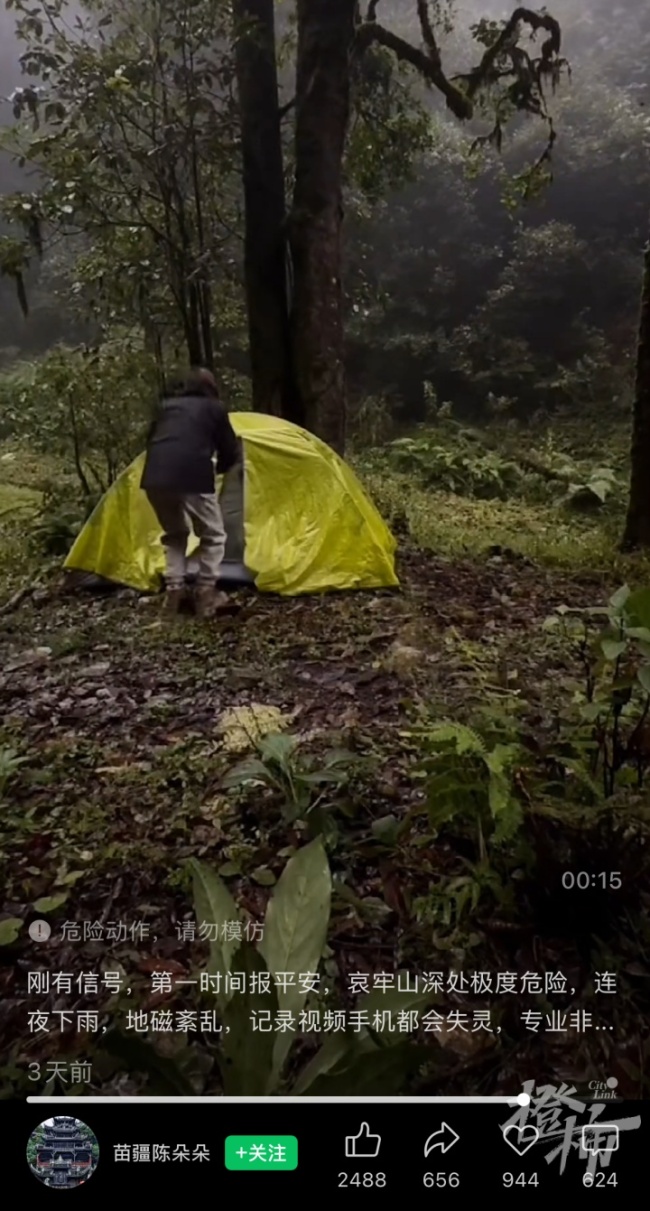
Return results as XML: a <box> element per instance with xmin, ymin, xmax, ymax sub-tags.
<box><xmin>424</xmin><ymin>1123</ymin><xmax>460</xmax><ymax>1156</ymax></box>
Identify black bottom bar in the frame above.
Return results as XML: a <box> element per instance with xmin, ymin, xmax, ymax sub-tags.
<box><xmin>5</xmin><ymin>1100</ymin><xmax>649</xmax><ymax>1198</ymax></box>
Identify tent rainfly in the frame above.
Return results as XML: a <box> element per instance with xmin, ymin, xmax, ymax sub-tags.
<box><xmin>64</xmin><ymin>413</ymin><xmax>399</xmax><ymax>596</ymax></box>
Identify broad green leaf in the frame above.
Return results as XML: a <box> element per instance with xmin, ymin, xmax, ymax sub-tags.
<box><xmin>609</xmin><ymin>585</ymin><xmax>631</xmax><ymax>613</ymax></box>
<box><xmin>260</xmin><ymin>838</ymin><xmax>331</xmax><ymax>1084</ymax></box>
<box><xmin>299</xmin><ymin>769</ymin><xmax>348</xmax><ymax>786</ymax></box>
<box><xmin>33</xmin><ymin>893</ymin><xmax>68</xmax><ymax>913</ymax></box>
<box><xmin>218</xmin><ymin>862</ymin><xmax>240</xmax><ymax>878</ymax></box>
<box><xmin>601</xmin><ymin>638</ymin><xmax>627</xmax><ymax>662</ymax></box>
<box><xmin>306</xmin><ymin>1042</ymin><xmax>431</xmax><ymax>1096</ymax></box>
<box><xmin>101</xmin><ymin>1031</ymin><xmax>196</xmax><ymax>1096</ymax></box>
<box><xmin>292</xmin><ymin>1033</ymin><xmax>355</xmax><ymax>1094</ymax></box>
<box><xmin>259</xmin><ymin>733</ymin><xmax>299</xmax><ymax>764</ymax></box>
<box><xmin>190</xmin><ymin>859</ymin><xmax>242</xmax><ymax>1010</ymax></box>
<box><xmin>371</xmin><ymin>814</ymin><xmax>399</xmax><ymax>844</ymax></box>
<box><xmin>219</xmin><ymin>942</ymin><xmax>278</xmax><ymax>1095</ymax></box>
<box><xmin>322</xmin><ymin>749</ymin><xmax>356</xmax><ymax>767</ymax></box>
<box><xmin>0</xmin><ymin>918</ymin><xmax>23</xmax><ymax>945</ymax></box>
<box><xmin>221</xmin><ymin>757</ymin><xmax>269</xmax><ymax>788</ymax></box>
<box><xmin>626</xmin><ymin>628</ymin><xmax>650</xmax><ymax>644</ymax></box>
<box><xmin>251</xmin><ymin>866</ymin><xmax>276</xmax><ymax>886</ymax></box>
<box><xmin>625</xmin><ymin>588</ymin><xmax>650</xmax><ymax>631</ymax></box>
<box><xmin>57</xmin><ymin>870</ymin><xmax>86</xmax><ymax>886</ymax></box>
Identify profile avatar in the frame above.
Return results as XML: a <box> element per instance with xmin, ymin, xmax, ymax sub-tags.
<box><xmin>27</xmin><ymin>1116</ymin><xmax>99</xmax><ymax>1188</ymax></box>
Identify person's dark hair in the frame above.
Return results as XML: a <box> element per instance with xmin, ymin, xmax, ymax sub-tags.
<box><xmin>162</xmin><ymin>367</ymin><xmax>219</xmax><ymax>398</ymax></box>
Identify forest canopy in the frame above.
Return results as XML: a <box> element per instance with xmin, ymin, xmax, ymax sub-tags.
<box><xmin>0</xmin><ymin>0</ymin><xmax>646</xmax><ymax>442</ymax></box>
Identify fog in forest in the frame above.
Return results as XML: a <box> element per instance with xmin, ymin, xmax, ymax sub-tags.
<box><xmin>0</xmin><ymin>0</ymin><xmax>647</xmax><ymax>375</ymax></box>
<box><xmin>2</xmin><ymin>1</ymin><xmax>650</xmax><ymax>1113</ymax></box>
<box><xmin>0</xmin><ymin>0</ymin><xmax>643</xmax><ymax>363</ymax></box>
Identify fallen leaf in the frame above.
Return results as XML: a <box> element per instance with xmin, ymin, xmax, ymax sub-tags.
<box><xmin>251</xmin><ymin>866</ymin><xmax>277</xmax><ymax>886</ymax></box>
<box><xmin>33</xmin><ymin>893</ymin><xmax>69</xmax><ymax>913</ymax></box>
<box><xmin>218</xmin><ymin>862</ymin><xmax>240</xmax><ymax>878</ymax></box>
<box><xmin>218</xmin><ymin>703</ymin><xmax>297</xmax><ymax>753</ymax></box>
<box><xmin>0</xmin><ymin>918</ymin><xmax>23</xmax><ymax>945</ymax></box>
<box><xmin>56</xmin><ymin>870</ymin><xmax>86</xmax><ymax>887</ymax></box>
<box><xmin>383</xmin><ymin>643</ymin><xmax>424</xmax><ymax>675</ymax></box>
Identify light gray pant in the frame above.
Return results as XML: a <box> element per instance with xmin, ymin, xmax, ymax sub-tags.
<box><xmin>146</xmin><ymin>490</ymin><xmax>226</xmax><ymax>590</ymax></box>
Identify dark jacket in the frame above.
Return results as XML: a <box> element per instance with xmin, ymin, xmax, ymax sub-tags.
<box><xmin>140</xmin><ymin>389</ymin><xmax>240</xmax><ymax>495</ymax></box>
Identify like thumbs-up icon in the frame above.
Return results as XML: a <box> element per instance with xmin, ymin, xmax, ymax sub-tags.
<box><xmin>345</xmin><ymin>1122</ymin><xmax>382</xmax><ymax>1158</ymax></box>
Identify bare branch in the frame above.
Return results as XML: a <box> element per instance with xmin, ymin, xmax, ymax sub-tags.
<box><xmin>356</xmin><ymin>19</ymin><xmax>472</xmax><ymax>120</ymax></box>
<box><xmin>356</xmin><ymin>1</ymin><xmax>565</xmax><ymax>168</ymax></box>
<box><xmin>465</xmin><ymin>7</ymin><xmax>561</xmax><ymax>99</ymax></box>
<box><xmin>416</xmin><ymin>0</ymin><xmax>439</xmax><ymax>58</ymax></box>
<box><xmin>457</xmin><ymin>7</ymin><xmax>565</xmax><ymax>173</ymax></box>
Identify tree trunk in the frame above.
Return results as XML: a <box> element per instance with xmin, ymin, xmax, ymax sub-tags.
<box><xmin>288</xmin><ymin>0</ymin><xmax>356</xmax><ymax>455</ymax></box>
<box><xmin>622</xmin><ymin>237</ymin><xmax>650</xmax><ymax>549</ymax></box>
<box><xmin>233</xmin><ymin>0</ymin><xmax>302</xmax><ymax>424</ymax></box>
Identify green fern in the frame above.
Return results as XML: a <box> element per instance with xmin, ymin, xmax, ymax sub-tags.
<box><xmin>415</xmin><ymin>723</ymin><xmax>524</xmax><ymax>845</ymax></box>
<box><xmin>480</xmin><ymin>741</ymin><xmax>523</xmax><ymax>842</ymax></box>
<box><xmin>540</xmin><ymin>755</ymin><xmax>602</xmax><ymax>803</ymax></box>
<box><xmin>422</xmin><ymin>721</ymin><xmax>488</xmax><ymax>756</ymax></box>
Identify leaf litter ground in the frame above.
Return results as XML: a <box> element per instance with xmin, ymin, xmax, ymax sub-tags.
<box><xmin>1</xmin><ymin>547</ymin><xmax>645</xmax><ymax>1097</ymax></box>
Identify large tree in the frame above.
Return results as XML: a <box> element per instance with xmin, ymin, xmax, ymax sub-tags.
<box><xmin>232</xmin><ymin>0</ymin><xmax>302</xmax><ymax>423</ymax></box>
<box><xmin>235</xmin><ymin>1</ymin><xmax>565</xmax><ymax>452</ymax></box>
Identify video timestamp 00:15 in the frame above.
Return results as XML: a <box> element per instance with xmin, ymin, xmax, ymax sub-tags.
<box><xmin>561</xmin><ymin>871</ymin><xmax>622</xmax><ymax>889</ymax></box>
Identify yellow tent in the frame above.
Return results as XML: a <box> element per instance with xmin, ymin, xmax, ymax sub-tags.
<box><xmin>64</xmin><ymin>412</ymin><xmax>399</xmax><ymax>595</ymax></box>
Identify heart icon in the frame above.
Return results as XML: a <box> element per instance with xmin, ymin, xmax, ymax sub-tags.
<box><xmin>503</xmin><ymin>1124</ymin><xmax>540</xmax><ymax>1155</ymax></box>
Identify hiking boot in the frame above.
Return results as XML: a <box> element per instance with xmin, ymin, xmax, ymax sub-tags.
<box><xmin>194</xmin><ymin>586</ymin><xmax>229</xmax><ymax>619</ymax></box>
<box><xmin>162</xmin><ymin>587</ymin><xmax>185</xmax><ymax>615</ymax></box>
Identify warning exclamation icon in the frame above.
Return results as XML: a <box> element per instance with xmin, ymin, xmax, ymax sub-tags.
<box><xmin>28</xmin><ymin>919</ymin><xmax>52</xmax><ymax>942</ymax></box>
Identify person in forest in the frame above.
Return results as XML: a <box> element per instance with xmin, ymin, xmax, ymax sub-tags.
<box><xmin>141</xmin><ymin>367</ymin><xmax>240</xmax><ymax>618</ymax></box>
